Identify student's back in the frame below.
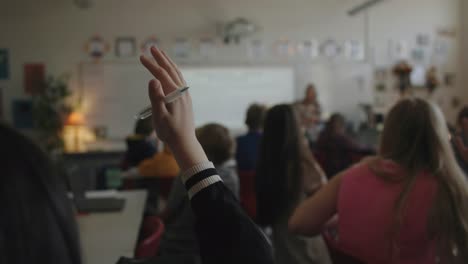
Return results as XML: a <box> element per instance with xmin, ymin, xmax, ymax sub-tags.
<box><xmin>290</xmin><ymin>98</ymin><xmax>468</xmax><ymax>264</ymax></box>
<box><xmin>316</xmin><ymin>113</ymin><xmax>373</xmax><ymax>177</ymax></box>
<box><xmin>236</xmin><ymin>104</ymin><xmax>266</xmax><ymax>171</ymax></box>
<box><xmin>338</xmin><ymin>159</ymin><xmax>437</xmax><ymax>263</ymax></box>
<box><xmin>0</xmin><ymin>124</ymin><xmax>81</xmax><ymax>264</ymax></box>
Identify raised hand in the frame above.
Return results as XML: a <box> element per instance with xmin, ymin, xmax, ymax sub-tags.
<box><xmin>140</xmin><ymin>46</ymin><xmax>207</xmax><ymax>170</ymax></box>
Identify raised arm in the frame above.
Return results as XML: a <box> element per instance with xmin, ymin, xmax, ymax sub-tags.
<box><xmin>140</xmin><ymin>46</ymin><xmax>273</xmax><ymax>264</ymax></box>
<box><xmin>289</xmin><ymin>173</ymin><xmax>342</xmax><ymax>236</ymax></box>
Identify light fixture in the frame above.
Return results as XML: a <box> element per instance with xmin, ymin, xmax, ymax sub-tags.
<box><xmin>348</xmin><ymin>0</ymin><xmax>385</xmax><ymax>16</ymax></box>
<box><xmin>65</xmin><ymin>111</ymin><xmax>86</xmax><ymax>152</ymax></box>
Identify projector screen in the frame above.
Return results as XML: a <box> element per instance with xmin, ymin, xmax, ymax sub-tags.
<box><xmin>81</xmin><ymin>63</ymin><xmax>294</xmax><ymax>139</ymax></box>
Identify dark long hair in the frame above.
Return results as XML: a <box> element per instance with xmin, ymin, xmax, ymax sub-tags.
<box><xmin>255</xmin><ymin>105</ymin><xmax>303</xmax><ymax>226</ymax></box>
<box><xmin>0</xmin><ymin>124</ymin><xmax>81</xmax><ymax>264</ymax></box>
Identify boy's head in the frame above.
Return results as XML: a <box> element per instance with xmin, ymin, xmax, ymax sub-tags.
<box><xmin>134</xmin><ymin>118</ymin><xmax>154</xmax><ymax>136</ymax></box>
<box><xmin>245</xmin><ymin>103</ymin><xmax>267</xmax><ymax>132</ymax></box>
<box><xmin>196</xmin><ymin>123</ymin><xmax>234</xmax><ymax>166</ymax></box>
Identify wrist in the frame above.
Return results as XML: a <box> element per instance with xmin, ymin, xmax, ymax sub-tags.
<box><xmin>168</xmin><ymin>134</ymin><xmax>208</xmax><ymax>171</ymax></box>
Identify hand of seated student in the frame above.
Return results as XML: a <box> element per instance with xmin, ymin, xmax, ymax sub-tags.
<box><xmin>139</xmin><ymin>47</ymin><xmax>208</xmax><ymax>170</ymax></box>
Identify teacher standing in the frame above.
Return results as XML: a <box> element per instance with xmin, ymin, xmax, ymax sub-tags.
<box><xmin>295</xmin><ymin>84</ymin><xmax>322</xmax><ymax>144</ymax></box>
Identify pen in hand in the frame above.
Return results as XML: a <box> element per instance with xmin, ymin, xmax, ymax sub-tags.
<box><xmin>135</xmin><ymin>86</ymin><xmax>190</xmax><ymax>120</ymax></box>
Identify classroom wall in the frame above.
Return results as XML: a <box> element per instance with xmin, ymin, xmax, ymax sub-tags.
<box><xmin>0</xmin><ymin>0</ymin><xmax>464</xmax><ymax>124</ymax></box>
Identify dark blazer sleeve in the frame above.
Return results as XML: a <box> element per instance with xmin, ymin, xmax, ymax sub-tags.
<box><xmin>181</xmin><ymin>162</ymin><xmax>274</xmax><ymax>264</ymax></box>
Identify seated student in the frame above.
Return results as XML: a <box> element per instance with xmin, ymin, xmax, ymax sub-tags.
<box><xmin>316</xmin><ymin>113</ymin><xmax>374</xmax><ymax>178</ymax></box>
<box><xmin>138</xmin><ymin>46</ymin><xmax>273</xmax><ymax>264</ymax></box>
<box><xmin>256</xmin><ymin>104</ymin><xmax>332</xmax><ymax>264</ymax></box>
<box><xmin>453</xmin><ymin>106</ymin><xmax>468</xmax><ymax>175</ymax></box>
<box><xmin>123</xmin><ymin>144</ymin><xmax>180</xmax><ymax>214</ymax></box>
<box><xmin>122</xmin><ymin>118</ymin><xmax>158</xmax><ymax>169</ymax></box>
<box><xmin>289</xmin><ymin>98</ymin><xmax>468</xmax><ymax>264</ymax></box>
<box><xmin>236</xmin><ymin>103</ymin><xmax>266</xmax><ymax>219</ymax></box>
<box><xmin>236</xmin><ymin>103</ymin><xmax>267</xmax><ymax>171</ymax></box>
<box><xmin>137</xmin><ymin>145</ymin><xmax>180</xmax><ymax>178</ymax></box>
<box><xmin>124</xmin><ymin>143</ymin><xmax>180</xmax><ymax>180</ymax></box>
<box><xmin>155</xmin><ymin>123</ymin><xmax>239</xmax><ymax>264</ymax></box>
<box><xmin>0</xmin><ymin>124</ymin><xmax>81</xmax><ymax>264</ymax></box>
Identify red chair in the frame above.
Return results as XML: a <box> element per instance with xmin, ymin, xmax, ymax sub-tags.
<box><xmin>238</xmin><ymin>170</ymin><xmax>257</xmax><ymax>221</ymax></box>
<box><xmin>135</xmin><ymin>216</ymin><xmax>165</xmax><ymax>258</ymax></box>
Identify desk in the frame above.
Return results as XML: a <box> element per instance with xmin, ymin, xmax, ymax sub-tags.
<box><xmin>62</xmin><ymin>151</ymin><xmax>125</xmax><ymax>190</ymax></box>
<box><xmin>77</xmin><ymin>190</ymin><xmax>147</xmax><ymax>264</ymax></box>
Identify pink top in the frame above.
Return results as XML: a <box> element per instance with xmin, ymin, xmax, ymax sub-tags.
<box><xmin>337</xmin><ymin>160</ymin><xmax>438</xmax><ymax>264</ymax></box>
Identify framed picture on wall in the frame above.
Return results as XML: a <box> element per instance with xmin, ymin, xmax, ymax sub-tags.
<box><xmin>85</xmin><ymin>35</ymin><xmax>110</xmax><ymax>60</ymax></box>
<box><xmin>115</xmin><ymin>37</ymin><xmax>136</xmax><ymax>57</ymax></box>
<box><xmin>343</xmin><ymin>40</ymin><xmax>365</xmax><ymax>61</ymax></box>
<box><xmin>248</xmin><ymin>39</ymin><xmax>266</xmax><ymax>59</ymax></box>
<box><xmin>173</xmin><ymin>38</ymin><xmax>190</xmax><ymax>58</ymax></box>
<box><xmin>297</xmin><ymin>40</ymin><xmax>319</xmax><ymax>59</ymax></box>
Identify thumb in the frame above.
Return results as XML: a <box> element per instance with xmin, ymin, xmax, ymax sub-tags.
<box><xmin>148</xmin><ymin>79</ymin><xmax>168</xmax><ymax>117</ymax></box>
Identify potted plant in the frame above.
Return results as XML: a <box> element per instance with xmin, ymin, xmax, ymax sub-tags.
<box><xmin>392</xmin><ymin>60</ymin><xmax>413</xmax><ymax>95</ymax></box>
<box><xmin>32</xmin><ymin>75</ymin><xmax>72</xmax><ymax>154</ymax></box>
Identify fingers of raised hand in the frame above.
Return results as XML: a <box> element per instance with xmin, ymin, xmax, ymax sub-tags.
<box><xmin>140</xmin><ymin>53</ymin><xmax>177</xmax><ymax>94</ymax></box>
<box><xmin>148</xmin><ymin>79</ymin><xmax>168</xmax><ymax>119</ymax></box>
<box><xmin>149</xmin><ymin>47</ymin><xmax>183</xmax><ymax>86</ymax></box>
<box><xmin>161</xmin><ymin>50</ymin><xmax>187</xmax><ymax>86</ymax></box>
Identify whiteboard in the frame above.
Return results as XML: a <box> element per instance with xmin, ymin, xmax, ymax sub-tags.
<box><xmin>80</xmin><ymin>63</ymin><xmax>294</xmax><ymax>139</ymax></box>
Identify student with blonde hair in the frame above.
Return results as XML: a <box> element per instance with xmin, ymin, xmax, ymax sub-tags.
<box><xmin>289</xmin><ymin>98</ymin><xmax>468</xmax><ymax>263</ymax></box>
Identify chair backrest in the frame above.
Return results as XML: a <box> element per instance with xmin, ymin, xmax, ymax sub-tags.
<box><xmin>135</xmin><ymin>216</ymin><xmax>165</xmax><ymax>258</ymax></box>
<box><xmin>238</xmin><ymin>170</ymin><xmax>257</xmax><ymax>220</ymax></box>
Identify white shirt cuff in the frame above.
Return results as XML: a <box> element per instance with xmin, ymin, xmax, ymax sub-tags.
<box><xmin>180</xmin><ymin>161</ymin><xmax>215</xmax><ymax>184</ymax></box>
